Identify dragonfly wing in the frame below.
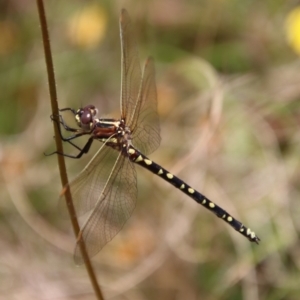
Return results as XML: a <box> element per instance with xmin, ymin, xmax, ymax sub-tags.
<box><xmin>131</xmin><ymin>57</ymin><xmax>161</xmax><ymax>155</ymax></box>
<box><xmin>120</xmin><ymin>9</ymin><xmax>142</xmax><ymax>124</ymax></box>
<box><xmin>74</xmin><ymin>152</ymin><xmax>137</xmax><ymax>264</ymax></box>
<box><xmin>59</xmin><ymin>140</ymin><xmax>120</xmax><ymax>217</ymax></box>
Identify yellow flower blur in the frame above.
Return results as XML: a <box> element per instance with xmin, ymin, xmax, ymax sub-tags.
<box><xmin>67</xmin><ymin>5</ymin><xmax>107</xmax><ymax>49</ymax></box>
<box><xmin>285</xmin><ymin>7</ymin><xmax>300</xmax><ymax>55</ymax></box>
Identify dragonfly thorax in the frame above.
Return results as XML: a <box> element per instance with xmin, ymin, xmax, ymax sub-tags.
<box><xmin>92</xmin><ymin>116</ymin><xmax>133</xmax><ymax>152</ymax></box>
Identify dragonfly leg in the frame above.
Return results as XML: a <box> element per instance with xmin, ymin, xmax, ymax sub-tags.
<box><xmin>46</xmin><ymin>136</ymin><xmax>94</xmax><ymax>159</ymax></box>
<box><xmin>50</xmin><ymin>114</ymin><xmax>78</xmax><ymax>133</ymax></box>
<box><xmin>47</xmin><ymin>114</ymin><xmax>95</xmax><ymax>158</ymax></box>
<box><xmin>59</xmin><ymin>107</ymin><xmax>77</xmax><ymax>115</ymax></box>
<box><xmin>51</xmin><ymin>114</ymin><xmax>92</xmax><ymax>141</ymax></box>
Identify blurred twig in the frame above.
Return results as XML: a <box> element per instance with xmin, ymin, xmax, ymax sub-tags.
<box><xmin>36</xmin><ymin>0</ymin><xmax>104</xmax><ymax>299</ymax></box>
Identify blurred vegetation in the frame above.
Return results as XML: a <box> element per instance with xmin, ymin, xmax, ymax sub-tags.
<box><xmin>1</xmin><ymin>0</ymin><xmax>300</xmax><ymax>299</ymax></box>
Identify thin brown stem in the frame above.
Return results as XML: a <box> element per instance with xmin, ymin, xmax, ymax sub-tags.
<box><xmin>36</xmin><ymin>1</ymin><xmax>104</xmax><ymax>298</ymax></box>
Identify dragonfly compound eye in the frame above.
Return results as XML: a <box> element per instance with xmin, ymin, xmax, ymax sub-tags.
<box><xmin>84</xmin><ymin>104</ymin><xmax>98</xmax><ymax>117</ymax></box>
<box><xmin>80</xmin><ymin>110</ymin><xmax>95</xmax><ymax>130</ymax></box>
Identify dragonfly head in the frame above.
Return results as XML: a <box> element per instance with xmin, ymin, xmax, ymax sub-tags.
<box><xmin>75</xmin><ymin>105</ymin><xmax>98</xmax><ymax>131</ymax></box>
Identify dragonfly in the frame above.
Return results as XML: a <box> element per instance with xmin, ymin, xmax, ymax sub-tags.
<box><xmin>52</xmin><ymin>9</ymin><xmax>260</xmax><ymax>264</ymax></box>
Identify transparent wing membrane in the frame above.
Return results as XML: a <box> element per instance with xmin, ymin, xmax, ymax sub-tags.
<box><xmin>131</xmin><ymin>57</ymin><xmax>161</xmax><ymax>155</ymax></box>
<box><xmin>60</xmin><ymin>143</ymin><xmax>122</xmax><ymax>219</ymax></box>
<box><xmin>74</xmin><ymin>153</ymin><xmax>137</xmax><ymax>264</ymax></box>
<box><xmin>120</xmin><ymin>10</ymin><xmax>160</xmax><ymax>155</ymax></box>
<box><xmin>120</xmin><ymin>9</ymin><xmax>142</xmax><ymax>123</ymax></box>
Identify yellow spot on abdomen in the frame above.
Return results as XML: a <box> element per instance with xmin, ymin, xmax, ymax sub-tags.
<box><xmin>135</xmin><ymin>155</ymin><xmax>143</xmax><ymax>162</ymax></box>
<box><xmin>166</xmin><ymin>173</ymin><xmax>173</xmax><ymax>179</ymax></box>
<box><xmin>144</xmin><ymin>159</ymin><xmax>152</xmax><ymax>165</ymax></box>
<box><xmin>128</xmin><ymin>148</ymin><xmax>135</xmax><ymax>154</ymax></box>
<box><xmin>188</xmin><ymin>188</ymin><xmax>194</xmax><ymax>194</ymax></box>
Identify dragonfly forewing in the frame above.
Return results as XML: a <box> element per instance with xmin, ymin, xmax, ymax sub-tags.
<box><xmin>120</xmin><ymin>9</ymin><xmax>142</xmax><ymax>124</ymax></box>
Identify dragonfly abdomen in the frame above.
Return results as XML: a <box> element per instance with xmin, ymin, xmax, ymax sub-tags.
<box><xmin>127</xmin><ymin>145</ymin><xmax>259</xmax><ymax>244</ymax></box>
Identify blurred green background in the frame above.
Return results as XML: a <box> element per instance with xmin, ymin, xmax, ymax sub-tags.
<box><xmin>1</xmin><ymin>0</ymin><xmax>300</xmax><ymax>299</ymax></box>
